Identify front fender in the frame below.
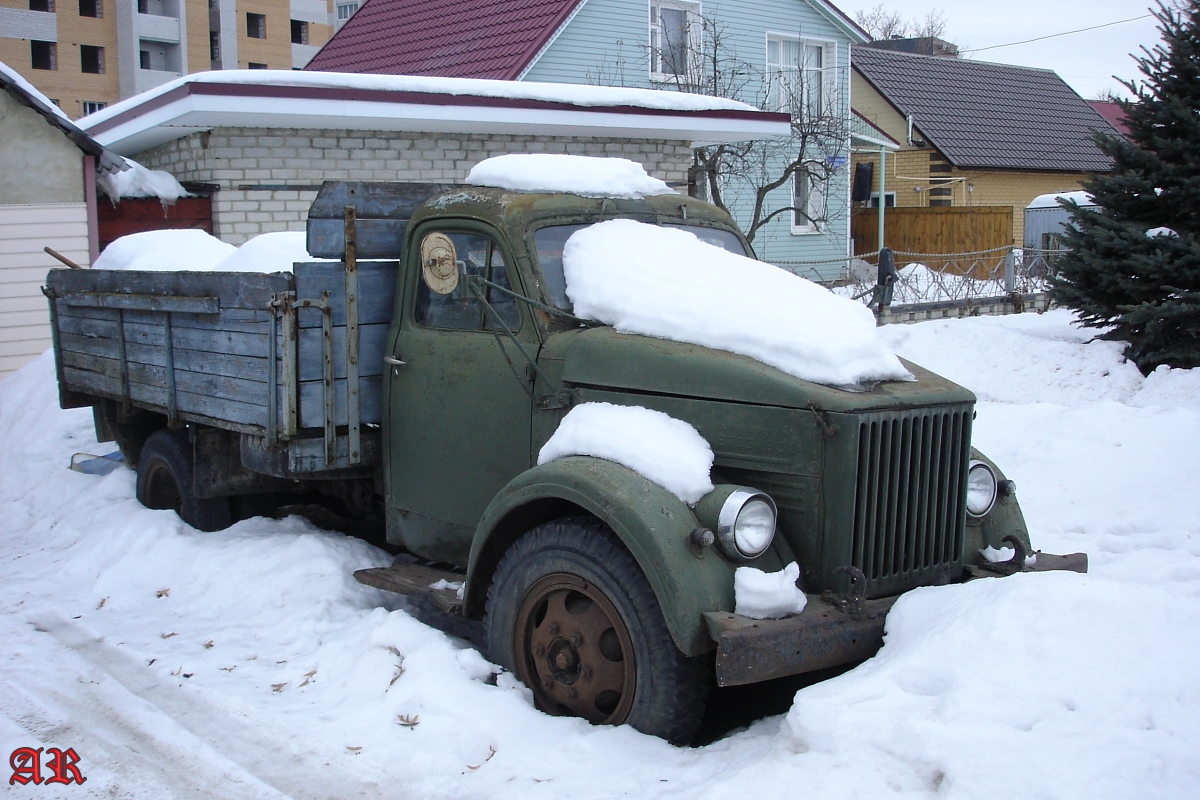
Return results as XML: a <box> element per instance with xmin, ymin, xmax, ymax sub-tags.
<box><xmin>465</xmin><ymin>456</ymin><xmax>736</xmax><ymax>656</ymax></box>
<box><xmin>964</xmin><ymin>447</ymin><xmax>1031</xmax><ymax>563</ymax></box>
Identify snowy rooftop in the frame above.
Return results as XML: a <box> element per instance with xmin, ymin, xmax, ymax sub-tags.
<box><xmin>78</xmin><ymin>70</ymin><xmax>791</xmax><ymax>156</ymax></box>
<box><xmin>466</xmin><ymin>155</ymin><xmax>675</xmax><ymax>198</ymax></box>
<box><xmin>1027</xmin><ymin>191</ymin><xmax>1096</xmax><ymax>210</ymax></box>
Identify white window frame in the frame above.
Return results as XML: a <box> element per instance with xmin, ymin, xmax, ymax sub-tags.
<box><xmin>336</xmin><ymin>1</ymin><xmax>358</xmax><ymax>21</ymax></box>
<box><xmin>649</xmin><ymin>0</ymin><xmax>700</xmax><ymax>82</ymax></box>
<box><xmin>792</xmin><ymin>170</ymin><xmax>827</xmax><ymax>234</ymax></box>
<box><xmin>869</xmin><ymin>191</ymin><xmax>896</xmax><ymax>208</ymax></box>
<box><xmin>765</xmin><ymin>33</ymin><xmax>835</xmax><ymax>117</ymax></box>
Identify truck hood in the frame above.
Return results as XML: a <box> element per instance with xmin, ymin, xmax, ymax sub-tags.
<box><xmin>541</xmin><ymin>327</ymin><xmax>975</xmax><ymax>412</ymax></box>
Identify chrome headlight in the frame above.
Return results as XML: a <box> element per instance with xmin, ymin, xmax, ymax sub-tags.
<box><xmin>715</xmin><ymin>488</ymin><xmax>777</xmax><ymax>561</ymax></box>
<box><xmin>966</xmin><ymin>460</ymin><xmax>998</xmax><ymax>518</ymax></box>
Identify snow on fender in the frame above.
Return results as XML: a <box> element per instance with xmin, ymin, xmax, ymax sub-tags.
<box><xmin>734</xmin><ymin>561</ymin><xmax>808</xmax><ymax>619</ymax></box>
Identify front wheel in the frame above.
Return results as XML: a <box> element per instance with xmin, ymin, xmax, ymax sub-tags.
<box><xmin>485</xmin><ymin>517</ymin><xmax>709</xmax><ymax>743</ymax></box>
<box><xmin>136</xmin><ymin>428</ymin><xmax>233</xmax><ymax>532</ymax></box>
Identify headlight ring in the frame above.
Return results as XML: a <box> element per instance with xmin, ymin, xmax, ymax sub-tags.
<box><xmin>966</xmin><ymin>460</ymin><xmax>998</xmax><ymax>518</ymax></box>
<box><xmin>715</xmin><ymin>488</ymin><xmax>777</xmax><ymax>562</ymax></box>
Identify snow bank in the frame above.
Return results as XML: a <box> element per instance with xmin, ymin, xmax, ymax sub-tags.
<box><xmin>2</xmin><ymin>309</ymin><xmax>1199</xmax><ymax>798</ymax></box>
<box><xmin>563</xmin><ymin>220</ymin><xmax>913</xmax><ymax>388</ymax></box>
<box><xmin>1146</xmin><ymin>226</ymin><xmax>1178</xmax><ymax>238</ymax></box>
<box><xmin>93</xmin><ymin>229</ymin><xmax>236</xmax><ymax>272</ymax></box>
<box><xmin>466</xmin><ymin>155</ymin><xmax>675</xmax><ymax>198</ymax></box>
<box><xmin>1027</xmin><ymin>190</ymin><xmax>1094</xmax><ymax>209</ymax></box>
<box><xmin>0</xmin><ymin>59</ymin><xmax>70</xmax><ymax>121</ymax></box>
<box><xmin>734</xmin><ymin>562</ymin><xmax>807</xmax><ymax>619</ymax></box>
<box><xmin>537</xmin><ymin>402</ymin><xmax>714</xmax><ymax>505</ymax></box>
<box><xmin>97</xmin><ymin>158</ymin><xmax>190</xmax><ymax>202</ymax></box>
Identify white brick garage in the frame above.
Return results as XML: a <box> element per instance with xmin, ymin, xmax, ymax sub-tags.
<box><xmin>135</xmin><ymin>129</ymin><xmax>694</xmax><ymax>243</ymax></box>
<box><xmin>79</xmin><ymin>71</ymin><xmax>788</xmax><ymax>244</ymax></box>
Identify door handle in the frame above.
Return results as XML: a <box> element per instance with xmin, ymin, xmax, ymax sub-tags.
<box><xmin>383</xmin><ymin>355</ymin><xmax>406</xmax><ymax>367</ymax></box>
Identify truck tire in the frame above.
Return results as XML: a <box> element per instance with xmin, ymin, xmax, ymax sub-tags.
<box><xmin>136</xmin><ymin>429</ymin><xmax>233</xmax><ymax>532</ymax></box>
<box><xmin>485</xmin><ymin>517</ymin><xmax>709</xmax><ymax>744</ymax></box>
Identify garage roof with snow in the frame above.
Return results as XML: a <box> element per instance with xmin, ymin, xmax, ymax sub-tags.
<box><xmin>78</xmin><ymin>70</ymin><xmax>790</xmax><ymax>156</ymax></box>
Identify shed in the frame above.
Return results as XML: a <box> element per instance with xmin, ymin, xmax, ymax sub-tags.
<box><xmin>0</xmin><ymin>61</ymin><xmax>125</xmax><ymax>379</ymax></box>
<box><xmin>1024</xmin><ymin>191</ymin><xmax>1096</xmax><ymax>251</ymax></box>
<box><xmin>79</xmin><ymin>70</ymin><xmax>789</xmax><ymax>245</ymax></box>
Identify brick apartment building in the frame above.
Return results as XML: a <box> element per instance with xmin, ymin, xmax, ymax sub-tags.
<box><xmin>0</xmin><ymin>0</ymin><xmax>360</xmax><ymax>119</ymax></box>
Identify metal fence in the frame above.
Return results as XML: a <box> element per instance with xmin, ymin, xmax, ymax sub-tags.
<box><xmin>773</xmin><ymin>247</ymin><xmax>1059</xmax><ymax>322</ymax></box>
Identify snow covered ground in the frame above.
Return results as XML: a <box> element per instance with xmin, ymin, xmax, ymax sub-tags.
<box><xmin>2</xmin><ymin>309</ymin><xmax>1198</xmax><ymax>798</ymax></box>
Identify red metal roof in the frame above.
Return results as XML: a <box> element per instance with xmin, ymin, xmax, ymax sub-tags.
<box><xmin>1089</xmin><ymin>101</ymin><xmax>1131</xmax><ymax>139</ymax></box>
<box><xmin>305</xmin><ymin>0</ymin><xmax>583</xmax><ymax>80</ymax></box>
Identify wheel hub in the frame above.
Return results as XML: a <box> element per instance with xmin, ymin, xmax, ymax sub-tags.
<box><xmin>514</xmin><ymin>575</ymin><xmax>636</xmax><ymax>725</ymax></box>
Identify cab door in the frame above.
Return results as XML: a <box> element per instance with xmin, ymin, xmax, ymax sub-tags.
<box><xmin>382</xmin><ymin>221</ymin><xmax>536</xmax><ymax>565</ymax></box>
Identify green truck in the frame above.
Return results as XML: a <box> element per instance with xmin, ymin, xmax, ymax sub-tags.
<box><xmin>45</xmin><ymin>180</ymin><xmax>1085</xmax><ymax>743</ymax></box>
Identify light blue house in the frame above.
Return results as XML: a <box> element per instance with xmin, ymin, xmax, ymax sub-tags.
<box><xmin>308</xmin><ymin>0</ymin><xmax>875</xmax><ymax>276</ymax></box>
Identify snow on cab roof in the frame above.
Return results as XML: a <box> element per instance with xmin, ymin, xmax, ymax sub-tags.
<box><xmin>466</xmin><ymin>155</ymin><xmax>675</xmax><ymax>198</ymax></box>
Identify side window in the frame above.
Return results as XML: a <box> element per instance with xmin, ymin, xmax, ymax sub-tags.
<box><xmin>415</xmin><ymin>231</ymin><xmax>521</xmax><ymax>332</ymax></box>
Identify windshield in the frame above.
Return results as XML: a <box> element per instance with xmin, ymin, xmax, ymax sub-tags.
<box><xmin>534</xmin><ymin>223</ymin><xmax>750</xmax><ymax>310</ymax></box>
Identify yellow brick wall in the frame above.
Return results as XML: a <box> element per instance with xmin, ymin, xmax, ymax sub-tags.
<box><xmin>239</xmin><ymin>0</ymin><xmax>291</xmax><ymax>68</ymax></box>
<box><xmin>186</xmin><ymin>0</ymin><xmax>213</xmax><ymax>72</ymax></box>
<box><xmin>0</xmin><ymin>0</ymin><xmax>120</xmax><ymax>119</ymax></box>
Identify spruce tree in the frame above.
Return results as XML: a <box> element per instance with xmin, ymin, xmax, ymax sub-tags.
<box><xmin>1050</xmin><ymin>0</ymin><xmax>1200</xmax><ymax>372</ymax></box>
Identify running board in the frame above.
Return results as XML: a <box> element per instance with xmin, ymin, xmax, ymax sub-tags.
<box><xmin>352</xmin><ymin>558</ymin><xmax>465</xmax><ymax>615</ymax></box>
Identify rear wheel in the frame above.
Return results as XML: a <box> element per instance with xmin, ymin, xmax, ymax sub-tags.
<box><xmin>136</xmin><ymin>429</ymin><xmax>233</xmax><ymax>532</ymax></box>
<box><xmin>485</xmin><ymin>517</ymin><xmax>709</xmax><ymax>743</ymax></box>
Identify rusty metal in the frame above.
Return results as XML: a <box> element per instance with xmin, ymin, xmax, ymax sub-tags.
<box><xmin>44</xmin><ymin>246</ymin><xmax>84</xmax><ymax>269</ymax></box>
<box><xmin>822</xmin><ymin>565</ymin><xmax>867</xmax><ymax>616</ymax></box>
<box><xmin>704</xmin><ymin>594</ymin><xmax>898</xmax><ymax>687</ymax></box>
<box><xmin>279</xmin><ymin>291</ymin><xmax>298</xmax><ymax>437</ymax></box>
<box><xmin>352</xmin><ymin>559</ymin><xmax>465</xmax><ymax>615</ymax></box>
<box><xmin>163</xmin><ymin>311</ymin><xmax>178</xmax><ymax>427</ymax></box>
<box><xmin>968</xmin><ymin>535</ymin><xmax>1089</xmax><ymax>577</ymax></box>
<box><xmin>513</xmin><ymin>573</ymin><xmax>636</xmax><ymax>725</ymax></box>
<box><xmin>343</xmin><ymin>206</ymin><xmax>362</xmax><ymax>465</ymax></box>
<box><xmin>267</xmin><ymin>294</ymin><xmax>279</xmax><ymax>443</ymax></box>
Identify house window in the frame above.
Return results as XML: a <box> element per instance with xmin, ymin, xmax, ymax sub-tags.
<box><xmin>31</xmin><ymin>41</ymin><xmax>56</xmax><ymax>70</ymax></box>
<box><xmin>29</xmin><ymin>0</ymin><xmax>54</xmax><ymax>11</ymax></box>
<box><xmin>80</xmin><ymin>45</ymin><xmax>105</xmax><ymax>74</ymax></box>
<box><xmin>79</xmin><ymin>0</ymin><xmax>101</xmax><ymax>17</ymax></box>
<box><xmin>246</xmin><ymin>12</ymin><xmax>266</xmax><ymax>39</ymax></box>
<box><xmin>650</xmin><ymin>1</ymin><xmax>699</xmax><ymax>79</ymax></box>
<box><xmin>247</xmin><ymin>61</ymin><xmax>267</xmax><ymax>69</ymax></box>
<box><xmin>792</xmin><ymin>171</ymin><xmax>827</xmax><ymax>233</ymax></box>
<box><xmin>869</xmin><ymin>192</ymin><xmax>896</xmax><ymax>208</ymax></box>
<box><xmin>291</xmin><ymin>19</ymin><xmax>308</xmax><ymax>44</ymax></box>
<box><xmin>139</xmin><ymin>50</ymin><xmax>150</xmax><ymax>69</ymax></box>
<box><xmin>336</xmin><ymin>2</ymin><xmax>358</xmax><ymax>21</ymax></box>
<box><xmin>210</xmin><ymin>31</ymin><xmax>220</xmax><ymax>61</ymax></box>
<box><xmin>767</xmin><ymin>34</ymin><xmax>831</xmax><ymax>116</ymax></box>
<box><xmin>82</xmin><ymin>100</ymin><xmax>106</xmax><ymax>115</ymax></box>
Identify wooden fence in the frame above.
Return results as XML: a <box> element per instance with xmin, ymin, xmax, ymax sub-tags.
<box><xmin>852</xmin><ymin>206</ymin><xmax>1014</xmax><ymax>265</ymax></box>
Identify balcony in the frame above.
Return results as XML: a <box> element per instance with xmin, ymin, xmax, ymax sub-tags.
<box><xmin>136</xmin><ymin>12</ymin><xmax>180</xmax><ymax>43</ymax></box>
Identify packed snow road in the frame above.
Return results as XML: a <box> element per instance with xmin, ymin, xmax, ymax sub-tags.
<box><xmin>2</xmin><ymin>309</ymin><xmax>1198</xmax><ymax>799</ymax></box>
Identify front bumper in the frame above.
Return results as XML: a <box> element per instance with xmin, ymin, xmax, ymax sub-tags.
<box><xmin>705</xmin><ymin>549</ymin><xmax>1088</xmax><ymax>687</ymax></box>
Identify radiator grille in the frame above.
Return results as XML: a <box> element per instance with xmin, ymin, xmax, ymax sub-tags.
<box><xmin>851</xmin><ymin>408</ymin><xmax>971</xmax><ymax>593</ymax></box>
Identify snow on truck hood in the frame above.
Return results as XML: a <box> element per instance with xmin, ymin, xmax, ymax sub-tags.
<box><xmin>562</xmin><ymin>220</ymin><xmax>913</xmax><ymax>390</ymax></box>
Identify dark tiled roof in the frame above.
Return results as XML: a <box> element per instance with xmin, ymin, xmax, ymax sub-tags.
<box><xmin>306</xmin><ymin>0</ymin><xmax>582</xmax><ymax>79</ymax></box>
<box><xmin>853</xmin><ymin>47</ymin><xmax>1115</xmax><ymax>172</ymax></box>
